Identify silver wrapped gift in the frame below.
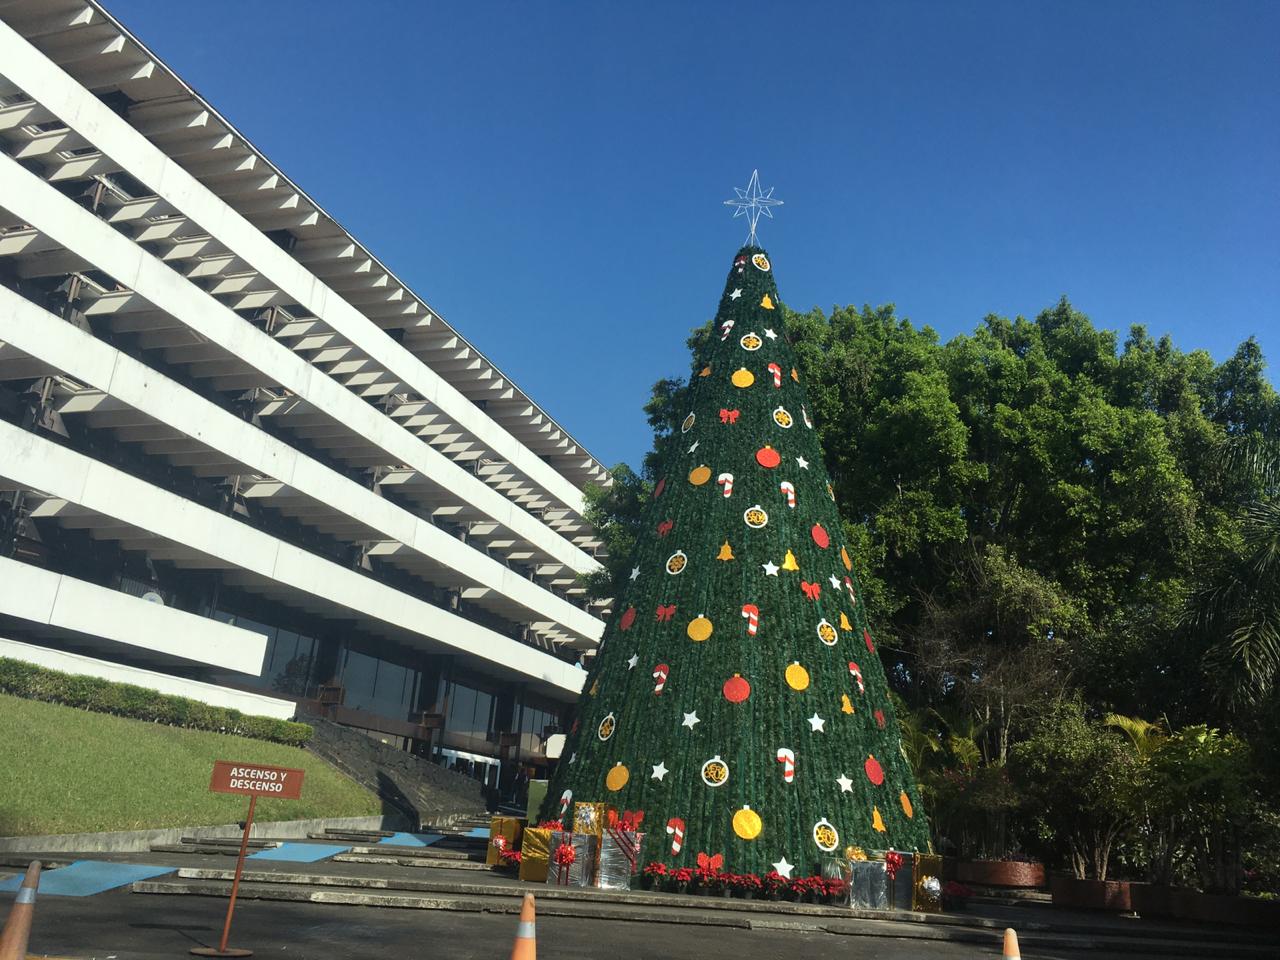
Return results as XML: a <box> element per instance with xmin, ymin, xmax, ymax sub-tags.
<box><xmin>545</xmin><ymin>830</ymin><xmax>598</xmax><ymax>887</ymax></box>
<box><xmin>886</xmin><ymin>854</ymin><xmax>914</xmax><ymax>909</ymax></box>
<box><xmin>847</xmin><ymin>859</ymin><xmax>889</xmax><ymax>910</ymax></box>
<box><xmin>596</xmin><ymin>829</ymin><xmax>644</xmax><ymax>890</ymax></box>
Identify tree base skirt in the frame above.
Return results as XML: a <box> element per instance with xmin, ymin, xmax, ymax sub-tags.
<box><xmin>955</xmin><ymin>859</ymin><xmax>1046</xmax><ymax>888</ymax></box>
<box><xmin>1049</xmin><ymin>875</ymin><xmax>1132</xmax><ymax>911</ymax></box>
<box><xmin>1131</xmin><ymin>884</ymin><xmax>1280</xmax><ymax>927</ymax></box>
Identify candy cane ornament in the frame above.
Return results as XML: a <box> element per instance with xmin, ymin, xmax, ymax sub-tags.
<box><xmin>666</xmin><ymin>817</ymin><xmax>686</xmax><ymax>855</ymax></box>
<box><xmin>741</xmin><ymin>603</ymin><xmax>759</xmax><ymax>638</ymax></box>
<box><xmin>653</xmin><ymin>662</ymin><xmax>669</xmax><ymax>696</ymax></box>
<box><xmin>776</xmin><ymin>747</ymin><xmax>796</xmax><ymax>783</ymax></box>
<box><xmin>848</xmin><ymin>662</ymin><xmax>865</xmax><ymax>694</ymax></box>
<box><xmin>767</xmin><ymin>362</ymin><xmax>783</xmax><ymax>388</ymax></box>
<box><xmin>720</xmin><ymin>319</ymin><xmax>735</xmax><ymax>341</ymax></box>
<box><xmin>717</xmin><ymin>472</ymin><xmax>735</xmax><ymax>498</ymax></box>
<box><xmin>560</xmin><ymin>789</ymin><xmax>573</xmax><ymax>817</ymax></box>
<box><xmin>780</xmin><ymin>481</ymin><xmax>796</xmax><ymax>509</ymax></box>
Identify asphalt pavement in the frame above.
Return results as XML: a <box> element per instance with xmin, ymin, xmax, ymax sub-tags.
<box><xmin>21</xmin><ymin>888</ymin><xmax>1175</xmax><ymax>960</ymax></box>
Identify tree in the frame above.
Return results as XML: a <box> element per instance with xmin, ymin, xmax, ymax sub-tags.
<box><xmin>1011</xmin><ymin>700</ymin><xmax>1142</xmax><ymax>880</ymax></box>
<box><xmin>544</xmin><ymin>247</ymin><xmax>929</xmax><ymax>875</ymax></box>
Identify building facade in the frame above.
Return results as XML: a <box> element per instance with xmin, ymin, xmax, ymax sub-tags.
<box><xmin>0</xmin><ymin>0</ymin><xmax>608</xmax><ymax>791</ymax></box>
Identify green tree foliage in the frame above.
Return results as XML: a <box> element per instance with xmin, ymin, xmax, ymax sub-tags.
<box><xmin>585</xmin><ymin>279</ymin><xmax>1279</xmax><ymax>885</ymax></box>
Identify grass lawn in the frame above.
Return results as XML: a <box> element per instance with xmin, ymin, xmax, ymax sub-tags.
<box><xmin>0</xmin><ymin>693</ymin><xmax>380</xmax><ymax>836</ymax></box>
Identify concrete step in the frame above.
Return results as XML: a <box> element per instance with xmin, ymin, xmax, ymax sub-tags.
<box><xmin>345</xmin><ymin>844</ymin><xmax>478</xmax><ymax>860</ymax></box>
<box><xmin>129</xmin><ymin>875</ymin><xmax>1278</xmax><ymax>956</ymax></box>
<box><xmin>180</xmin><ymin>836</ymin><xmax>278</xmax><ymax>849</ymax></box>
<box><xmin>331</xmin><ymin>852</ymin><xmax>491</xmax><ymax>871</ymax></box>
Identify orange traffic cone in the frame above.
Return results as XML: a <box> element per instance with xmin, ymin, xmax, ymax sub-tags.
<box><xmin>510</xmin><ymin>893</ymin><xmax>536</xmax><ymax>960</ymax></box>
<box><xmin>1002</xmin><ymin>927</ymin><xmax>1021</xmax><ymax>959</ymax></box>
<box><xmin>0</xmin><ymin>860</ymin><xmax>41</xmax><ymax>960</ymax></box>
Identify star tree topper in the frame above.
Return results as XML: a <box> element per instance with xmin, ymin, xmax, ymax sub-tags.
<box><xmin>724</xmin><ymin>169</ymin><xmax>783</xmax><ymax>245</ymax></box>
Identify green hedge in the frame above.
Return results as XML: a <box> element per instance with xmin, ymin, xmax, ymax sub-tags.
<box><xmin>0</xmin><ymin>657</ymin><xmax>312</xmax><ymax>746</ymax></box>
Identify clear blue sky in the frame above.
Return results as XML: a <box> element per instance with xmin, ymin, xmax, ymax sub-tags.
<box><xmin>108</xmin><ymin>0</ymin><xmax>1278</xmax><ymax>470</ymax></box>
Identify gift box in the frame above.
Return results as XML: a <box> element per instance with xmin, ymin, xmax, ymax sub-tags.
<box><xmin>486</xmin><ymin>816</ymin><xmax>525</xmax><ymax>866</ymax></box>
<box><xmin>518</xmin><ymin>826</ymin><xmax>553</xmax><ymax>883</ymax></box>
<box><xmin>883</xmin><ymin>850</ymin><xmax>914</xmax><ymax>910</ymax></box>
<box><xmin>912</xmin><ymin>853</ymin><xmax>944</xmax><ymax>913</ymax></box>
<box><xmin>847</xmin><ymin>859</ymin><xmax>889</xmax><ymax>910</ymax></box>
<box><xmin>525</xmin><ymin>779</ymin><xmax>548</xmax><ymax>822</ymax></box>
<box><xmin>545</xmin><ymin>830</ymin><xmax>598</xmax><ymax>887</ymax></box>
<box><xmin>572</xmin><ymin>801</ymin><xmax>607</xmax><ymax>837</ymax></box>
<box><xmin>597</xmin><ymin>829</ymin><xmax>644</xmax><ymax>890</ymax></box>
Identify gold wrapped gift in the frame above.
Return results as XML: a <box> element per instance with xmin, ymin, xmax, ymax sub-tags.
<box><xmin>912</xmin><ymin>852</ymin><xmax>944</xmax><ymax>913</ymax></box>
<box><xmin>486</xmin><ymin>815</ymin><xmax>525</xmax><ymax>866</ymax></box>
<box><xmin>572</xmin><ymin>801</ymin><xmax>607</xmax><ymax>837</ymax></box>
<box><xmin>519</xmin><ymin>827</ymin><xmax>553</xmax><ymax>883</ymax></box>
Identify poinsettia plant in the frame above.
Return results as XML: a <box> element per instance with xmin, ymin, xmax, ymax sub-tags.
<box><xmin>642</xmin><ymin>861</ymin><xmax>668</xmax><ymax>878</ymax></box>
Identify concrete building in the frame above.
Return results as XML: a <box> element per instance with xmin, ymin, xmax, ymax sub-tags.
<box><xmin>0</xmin><ymin>0</ymin><xmax>609</xmax><ymax>790</ymax></box>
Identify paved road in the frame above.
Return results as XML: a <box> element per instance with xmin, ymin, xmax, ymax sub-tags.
<box><xmin>22</xmin><ymin>889</ymin><xmax>1144</xmax><ymax>960</ymax></box>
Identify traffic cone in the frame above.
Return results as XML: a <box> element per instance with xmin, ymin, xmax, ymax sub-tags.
<box><xmin>1002</xmin><ymin>927</ymin><xmax>1021</xmax><ymax>959</ymax></box>
<box><xmin>0</xmin><ymin>860</ymin><xmax>41</xmax><ymax>960</ymax></box>
<box><xmin>509</xmin><ymin>893</ymin><xmax>536</xmax><ymax>960</ymax></box>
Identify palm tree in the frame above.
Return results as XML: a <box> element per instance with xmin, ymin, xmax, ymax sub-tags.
<box><xmin>1187</xmin><ymin>437</ymin><xmax>1280</xmax><ymax>712</ymax></box>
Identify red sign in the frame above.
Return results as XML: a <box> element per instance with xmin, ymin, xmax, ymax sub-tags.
<box><xmin>209</xmin><ymin>760</ymin><xmax>304</xmax><ymax>800</ymax></box>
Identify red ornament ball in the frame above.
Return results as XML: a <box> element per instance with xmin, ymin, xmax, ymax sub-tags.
<box><xmin>619</xmin><ymin>606</ymin><xmax>637</xmax><ymax>631</ymax></box>
<box><xmin>756</xmin><ymin>445</ymin><xmax>781</xmax><ymax>469</ymax></box>
<box><xmin>864</xmin><ymin>628</ymin><xmax>876</xmax><ymax>653</ymax></box>
<box><xmin>811</xmin><ymin>523</ymin><xmax>830</xmax><ymax>549</ymax></box>
<box><xmin>865</xmin><ymin>754</ymin><xmax>885</xmax><ymax>786</ymax></box>
<box><xmin>653</xmin><ymin>477</ymin><xmax>666</xmax><ymax>499</ymax></box>
<box><xmin>723</xmin><ymin>673</ymin><xmax>752</xmax><ymax>703</ymax></box>
<box><xmin>874</xmin><ymin>709</ymin><xmax>886</xmax><ymax>729</ymax></box>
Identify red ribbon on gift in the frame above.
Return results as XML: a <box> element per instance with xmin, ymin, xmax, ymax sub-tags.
<box><xmin>885</xmin><ymin>849</ymin><xmax>904</xmax><ymax>880</ymax></box>
<box><xmin>553</xmin><ymin>841</ymin><xmax>577</xmax><ymax>866</ymax></box>
<box><xmin>606</xmin><ymin>809</ymin><xmax>645</xmax><ymax>831</ymax></box>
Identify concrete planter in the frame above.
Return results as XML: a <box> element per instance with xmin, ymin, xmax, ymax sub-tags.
<box><xmin>1049</xmin><ymin>874</ymin><xmax>1132</xmax><ymax>912</ymax></box>
<box><xmin>955</xmin><ymin>859</ymin><xmax>1046</xmax><ymax>888</ymax></box>
<box><xmin>1131</xmin><ymin>883</ymin><xmax>1280</xmax><ymax>928</ymax></box>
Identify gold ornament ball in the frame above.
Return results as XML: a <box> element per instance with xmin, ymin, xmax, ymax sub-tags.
<box><xmin>687</xmin><ymin>615</ymin><xmax>714</xmax><ymax>643</ymax></box>
<box><xmin>733</xmin><ymin>805</ymin><xmax>763</xmax><ymax>841</ymax></box>
<box><xmin>688</xmin><ymin>464</ymin><xmax>712</xmax><ymax>486</ymax></box>
<box><xmin>785</xmin><ymin>661</ymin><xmax>810</xmax><ymax>691</ymax></box>
<box><xmin>605</xmin><ymin>763</ymin><xmax>630</xmax><ymax>792</ymax></box>
<box><xmin>731</xmin><ymin>367</ymin><xmax>755</xmax><ymax>388</ymax></box>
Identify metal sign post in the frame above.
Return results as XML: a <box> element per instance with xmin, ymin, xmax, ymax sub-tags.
<box><xmin>191</xmin><ymin>761</ymin><xmax>305</xmax><ymax>958</ymax></box>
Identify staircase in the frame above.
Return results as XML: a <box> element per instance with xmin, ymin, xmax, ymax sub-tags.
<box><xmin>302</xmin><ymin>718</ymin><xmax>485</xmax><ymax>828</ymax></box>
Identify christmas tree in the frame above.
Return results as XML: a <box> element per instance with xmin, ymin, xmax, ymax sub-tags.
<box><xmin>545</xmin><ymin>243</ymin><xmax>929</xmax><ymax>877</ymax></box>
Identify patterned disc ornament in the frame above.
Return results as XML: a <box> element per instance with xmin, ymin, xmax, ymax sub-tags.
<box><xmin>605</xmin><ymin>762</ymin><xmax>630</xmax><ymax>792</ymax></box>
<box><xmin>701</xmin><ymin>755</ymin><xmax>730</xmax><ymax>787</ymax></box>
<box><xmin>785</xmin><ymin>661</ymin><xmax>810</xmax><ymax>691</ymax></box>
<box><xmin>772</xmin><ymin>407</ymin><xmax>793</xmax><ymax>429</ymax></box>
<box><xmin>665</xmin><ymin>551</ymin><xmax>688</xmax><ymax>575</ymax></box>
<box><xmin>597</xmin><ymin>712</ymin><xmax>616</xmax><ymax>742</ymax></box>
<box><xmin>688</xmin><ymin>464</ymin><xmax>712</xmax><ymax>486</ymax></box>
<box><xmin>752</xmin><ymin>253</ymin><xmax>771</xmax><ymax>271</ymax></box>
<box><xmin>681</xmin><ymin>413</ymin><xmax>695</xmax><ymax>434</ymax></box>
<box><xmin>816</xmin><ymin>619</ymin><xmax>838</xmax><ymax>646</ymax></box>
<box><xmin>740</xmin><ymin>332</ymin><xmax>763</xmax><ymax>352</ymax></box>
<box><xmin>756</xmin><ymin>445</ymin><xmax>781</xmax><ymax>469</ymax></box>
<box><xmin>731</xmin><ymin>368</ymin><xmax>755</xmax><ymax>388</ymax></box>
<box><xmin>743</xmin><ymin>504</ymin><xmax>769</xmax><ymax>529</ymax></box>
<box><xmin>813</xmin><ymin>818</ymin><xmax>839</xmax><ymax>852</ymax></box>
<box><xmin>687</xmin><ymin>615</ymin><xmax>714</xmax><ymax>643</ymax></box>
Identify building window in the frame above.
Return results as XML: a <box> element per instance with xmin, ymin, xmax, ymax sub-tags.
<box><xmin>446</xmin><ymin>682</ymin><xmax>494</xmax><ymax>739</ymax></box>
